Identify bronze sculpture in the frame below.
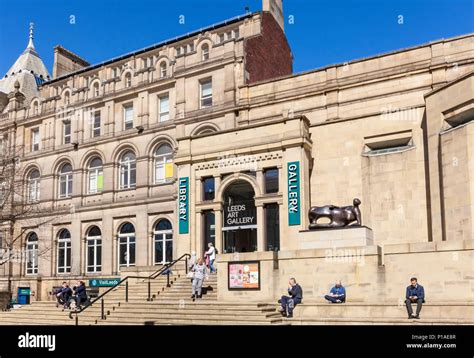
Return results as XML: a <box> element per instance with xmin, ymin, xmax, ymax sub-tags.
<box><xmin>308</xmin><ymin>198</ymin><xmax>361</xmax><ymax>229</ymax></box>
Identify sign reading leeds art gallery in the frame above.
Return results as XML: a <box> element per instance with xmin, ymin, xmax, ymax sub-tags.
<box><xmin>178</xmin><ymin>177</ymin><xmax>189</xmax><ymax>234</ymax></box>
<box><xmin>287</xmin><ymin>161</ymin><xmax>301</xmax><ymax>225</ymax></box>
<box><xmin>224</xmin><ymin>200</ymin><xmax>256</xmax><ymax>227</ymax></box>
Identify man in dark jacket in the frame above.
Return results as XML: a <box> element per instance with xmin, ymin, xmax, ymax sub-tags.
<box><xmin>56</xmin><ymin>282</ymin><xmax>72</xmax><ymax>309</ymax></box>
<box><xmin>405</xmin><ymin>277</ymin><xmax>425</xmax><ymax>319</ymax></box>
<box><xmin>73</xmin><ymin>281</ymin><xmax>88</xmax><ymax>311</ymax></box>
<box><xmin>278</xmin><ymin>278</ymin><xmax>303</xmax><ymax>318</ymax></box>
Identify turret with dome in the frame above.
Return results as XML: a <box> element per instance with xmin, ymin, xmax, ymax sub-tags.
<box><xmin>0</xmin><ymin>23</ymin><xmax>50</xmax><ymax>113</ymax></box>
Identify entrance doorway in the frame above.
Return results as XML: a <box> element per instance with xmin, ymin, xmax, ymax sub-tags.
<box><xmin>222</xmin><ymin>180</ymin><xmax>257</xmax><ymax>253</ymax></box>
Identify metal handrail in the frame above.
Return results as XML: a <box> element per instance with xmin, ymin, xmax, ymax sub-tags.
<box><xmin>69</xmin><ymin>253</ymin><xmax>190</xmax><ymax>325</ymax></box>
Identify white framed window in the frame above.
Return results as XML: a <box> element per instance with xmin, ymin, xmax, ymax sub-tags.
<box><xmin>233</xmin><ymin>29</ymin><xmax>240</xmax><ymax>39</ymax></box>
<box><xmin>26</xmin><ymin>232</ymin><xmax>38</xmax><ymax>275</ymax></box>
<box><xmin>119</xmin><ymin>151</ymin><xmax>136</xmax><ymax>189</ymax></box>
<box><xmin>123</xmin><ymin>104</ymin><xmax>134</xmax><ymax>130</ymax></box>
<box><xmin>31</xmin><ymin>128</ymin><xmax>40</xmax><ymax>151</ymax></box>
<box><xmin>32</xmin><ymin>101</ymin><xmax>39</xmax><ymax>115</ymax></box>
<box><xmin>154</xmin><ymin>144</ymin><xmax>173</xmax><ymax>184</ymax></box>
<box><xmin>118</xmin><ymin>223</ymin><xmax>135</xmax><ymax>269</ymax></box>
<box><xmin>219</xmin><ymin>34</ymin><xmax>225</xmax><ymax>43</ymax></box>
<box><xmin>88</xmin><ymin>157</ymin><xmax>103</xmax><ymax>194</ymax></box>
<box><xmin>160</xmin><ymin>62</ymin><xmax>167</xmax><ymax>78</ymax></box>
<box><xmin>93</xmin><ymin>82</ymin><xmax>100</xmax><ymax>97</ymax></box>
<box><xmin>27</xmin><ymin>169</ymin><xmax>40</xmax><ymax>203</ymax></box>
<box><xmin>159</xmin><ymin>94</ymin><xmax>170</xmax><ymax>122</ymax></box>
<box><xmin>63</xmin><ymin>120</ymin><xmax>71</xmax><ymax>144</ymax></box>
<box><xmin>200</xmin><ymin>79</ymin><xmax>212</xmax><ymax>108</ymax></box>
<box><xmin>154</xmin><ymin>219</ymin><xmax>173</xmax><ymax>265</ymax></box>
<box><xmin>87</xmin><ymin>226</ymin><xmax>102</xmax><ymax>273</ymax></box>
<box><xmin>57</xmin><ymin>229</ymin><xmax>71</xmax><ymax>274</ymax></box>
<box><xmin>125</xmin><ymin>73</ymin><xmax>132</xmax><ymax>88</ymax></box>
<box><xmin>58</xmin><ymin>163</ymin><xmax>73</xmax><ymax>199</ymax></box>
<box><xmin>202</xmin><ymin>43</ymin><xmax>210</xmax><ymax>61</ymax></box>
<box><xmin>64</xmin><ymin>92</ymin><xmax>70</xmax><ymax>105</ymax></box>
<box><xmin>91</xmin><ymin>111</ymin><xmax>101</xmax><ymax>137</ymax></box>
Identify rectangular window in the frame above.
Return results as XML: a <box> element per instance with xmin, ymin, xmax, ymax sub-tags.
<box><xmin>31</xmin><ymin>128</ymin><xmax>40</xmax><ymax>151</ymax></box>
<box><xmin>57</xmin><ymin>240</ymin><xmax>71</xmax><ymax>274</ymax></box>
<box><xmin>119</xmin><ymin>236</ymin><xmax>136</xmax><ymax>268</ymax></box>
<box><xmin>159</xmin><ymin>94</ymin><xmax>170</xmax><ymax>122</ymax></box>
<box><xmin>87</xmin><ymin>239</ymin><xmax>102</xmax><ymax>273</ymax></box>
<box><xmin>233</xmin><ymin>29</ymin><xmax>240</xmax><ymax>39</ymax></box>
<box><xmin>264</xmin><ymin>168</ymin><xmax>279</xmax><ymax>194</ymax></box>
<box><xmin>200</xmin><ymin>79</ymin><xmax>212</xmax><ymax>108</ymax></box>
<box><xmin>203</xmin><ymin>211</ymin><xmax>215</xmax><ymax>248</ymax></box>
<box><xmin>219</xmin><ymin>34</ymin><xmax>225</xmax><ymax>43</ymax></box>
<box><xmin>63</xmin><ymin>121</ymin><xmax>71</xmax><ymax>144</ymax></box>
<box><xmin>124</xmin><ymin>104</ymin><xmax>134</xmax><ymax>130</ymax></box>
<box><xmin>265</xmin><ymin>203</ymin><xmax>280</xmax><ymax>252</ymax></box>
<box><xmin>92</xmin><ymin>111</ymin><xmax>101</xmax><ymax>137</ymax></box>
<box><xmin>88</xmin><ymin>168</ymin><xmax>104</xmax><ymax>194</ymax></box>
<box><xmin>202</xmin><ymin>177</ymin><xmax>215</xmax><ymax>201</ymax></box>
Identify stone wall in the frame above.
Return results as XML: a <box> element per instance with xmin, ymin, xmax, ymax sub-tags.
<box><xmin>216</xmin><ymin>240</ymin><xmax>474</xmax><ymax>303</ymax></box>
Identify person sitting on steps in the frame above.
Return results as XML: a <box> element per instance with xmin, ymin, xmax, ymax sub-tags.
<box><xmin>56</xmin><ymin>281</ymin><xmax>72</xmax><ymax>309</ymax></box>
<box><xmin>405</xmin><ymin>277</ymin><xmax>425</xmax><ymax>319</ymax></box>
<box><xmin>191</xmin><ymin>257</ymin><xmax>207</xmax><ymax>301</ymax></box>
<box><xmin>324</xmin><ymin>280</ymin><xmax>346</xmax><ymax>303</ymax></box>
<box><xmin>73</xmin><ymin>281</ymin><xmax>88</xmax><ymax>311</ymax></box>
<box><xmin>278</xmin><ymin>278</ymin><xmax>303</xmax><ymax>318</ymax></box>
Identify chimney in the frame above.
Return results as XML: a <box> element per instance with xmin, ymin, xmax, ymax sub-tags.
<box><xmin>262</xmin><ymin>0</ymin><xmax>284</xmax><ymax>31</ymax></box>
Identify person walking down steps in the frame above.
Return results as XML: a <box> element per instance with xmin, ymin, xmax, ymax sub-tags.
<box><xmin>191</xmin><ymin>258</ymin><xmax>207</xmax><ymax>301</ymax></box>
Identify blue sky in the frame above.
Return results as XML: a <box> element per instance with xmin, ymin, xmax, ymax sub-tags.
<box><xmin>0</xmin><ymin>0</ymin><xmax>473</xmax><ymax>76</ymax></box>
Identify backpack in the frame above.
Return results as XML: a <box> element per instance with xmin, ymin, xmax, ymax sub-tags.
<box><xmin>214</xmin><ymin>247</ymin><xmax>218</xmax><ymax>255</ymax></box>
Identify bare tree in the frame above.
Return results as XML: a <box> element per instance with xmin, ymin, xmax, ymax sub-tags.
<box><xmin>0</xmin><ymin>123</ymin><xmax>67</xmax><ymax>307</ymax></box>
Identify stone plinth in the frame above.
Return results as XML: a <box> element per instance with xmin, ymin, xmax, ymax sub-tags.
<box><xmin>297</xmin><ymin>226</ymin><xmax>373</xmax><ymax>249</ymax></box>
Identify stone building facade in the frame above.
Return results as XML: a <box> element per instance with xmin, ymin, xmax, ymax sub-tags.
<box><xmin>0</xmin><ymin>0</ymin><xmax>473</xmax><ymax>303</ymax></box>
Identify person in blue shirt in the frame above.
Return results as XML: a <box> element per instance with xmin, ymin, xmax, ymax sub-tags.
<box><xmin>324</xmin><ymin>280</ymin><xmax>346</xmax><ymax>303</ymax></box>
<box><xmin>405</xmin><ymin>277</ymin><xmax>425</xmax><ymax>319</ymax></box>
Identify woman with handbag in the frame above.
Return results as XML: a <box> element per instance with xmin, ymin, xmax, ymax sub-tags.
<box><xmin>191</xmin><ymin>257</ymin><xmax>207</xmax><ymax>301</ymax></box>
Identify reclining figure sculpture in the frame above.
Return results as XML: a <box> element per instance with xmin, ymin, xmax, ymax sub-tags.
<box><xmin>308</xmin><ymin>198</ymin><xmax>362</xmax><ymax>229</ymax></box>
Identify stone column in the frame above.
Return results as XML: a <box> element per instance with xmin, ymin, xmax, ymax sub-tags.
<box><xmin>256</xmin><ymin>204</ymin><xmax>265</xmax><ymax>251</ymax></box>
<box><xmin>215</xmin><ymin>208</ymin><xmax>223</xmax><ymax>254</ymax></box>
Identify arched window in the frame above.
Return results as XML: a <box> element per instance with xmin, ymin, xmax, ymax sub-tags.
<box><xmin>160</xmin><ymin>62</ymin><xmax>167</xmax><ymax>78</ymax></box>
<box><xmin>87</xmin><ymin>226</ymin><xmax>102</xmax><ymax>273</ymax></box>
<box><xmin>118</xmin><ymin>222</ymin><xmax>135</xmax><ymax>268</ymax></box>
<box><xmin>202</xmin><ymin>43</ymin><xmax>210</xmax><ymax>61</ymax></box>
<box><xmin>26</xmin><ymin>232</ymin><xmax>38</xmax><ymax>275</ymax></box>
<box><xmin>154</xmin><ymin>144</ymin><xmax>173</xmax><ymax>184</ymax></box>
<box><xmin>88</xmin><ymin>157</ymin><xmax>103</xmax><ymax>194</ymax></box>
<box><xmin>119</xmin><ymin>151</ymin><xmax>136</xmax><ymax>189</ymax></box>
<box><xmin>58</xmin><ymin>163</ymin><xmax>73</xmax><ymax>198</ymax></box>
<box><xmin>93</xmin><ymin>82</ymin><xmax>100</xmax><ymax>97</ymax></box>
<box><xmin>125</xmin><ymin>72</ymin><xmax>132</xmax><ymax>88</ymax></box>
<box><xmin>57</xmin><ymin>229</ymin><xmax>71</xmax><ymax>274</ymax></box>
<box><xmin>64</xmin><ymin>92</ymin><xmax>70</xmax><ymax>106</ymax></box>
<box><xmin>27</xmin><ymin>169</ymin><xmax>40</xmax><ymax>203</ymax></box>
<box><xmin>154</xmin><ymin>219</ymin><xmax>173</xmax><ymax>264</ymax></box>
<box><xmin>32</xmin><ymin>101</ymin><xmax>39</xmax><ymax>116</ymax></box>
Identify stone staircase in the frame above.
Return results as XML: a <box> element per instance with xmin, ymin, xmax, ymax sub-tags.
<box><xmin>0</xmin><ymin>273</ymin><xmax>285</xmax><ymax>326</ymax></box>
<box><xmin>1</xmin><ymin>271</ymin><xmax>473</xmax><ymax>325</ymax></box>
<box><xmin>264</xmin><ymin>302</ymin><xmax>474</xmax><ymax>325</ymax></box>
